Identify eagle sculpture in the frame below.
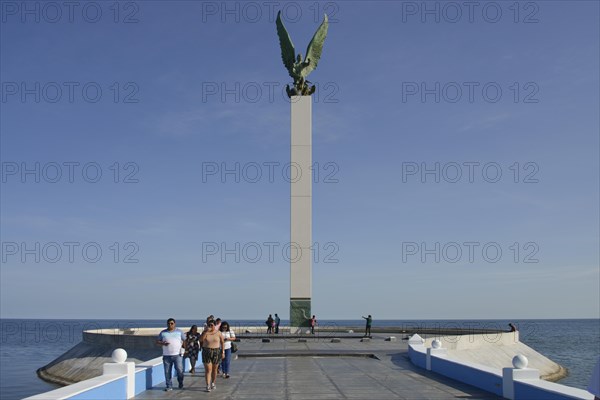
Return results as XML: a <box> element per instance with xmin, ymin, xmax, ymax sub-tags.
<box><xmin>276</xmin><ymin>11</ymin><xmax>329</xmax><ymax>97</ymax></box>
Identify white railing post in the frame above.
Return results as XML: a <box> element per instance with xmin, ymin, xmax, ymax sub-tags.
<box><xmin>426</xmin><ymin>339</ymin><xmax>447</xmax><ymax>371</ymax></box>
<box><xmin>102</xmin><ymin>348</ymin><xmax>135</xmax><ymax>399</ymax></box>
<box><xmin>502</xmin><ymin>354</ymin><xmax>539</xmax><ymax>400</ymax></box>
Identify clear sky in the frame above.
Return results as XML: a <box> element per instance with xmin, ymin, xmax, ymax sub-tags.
<box><xmin>1</xmin><ymin>1</ymin><xmax>598</xmax><ymax>320</ymax></box>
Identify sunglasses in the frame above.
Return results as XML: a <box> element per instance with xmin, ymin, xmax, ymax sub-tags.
<box><xmin>168</xmin><ymin>322</ymin><xmax>175</xmax><ymax>325</ymax></box>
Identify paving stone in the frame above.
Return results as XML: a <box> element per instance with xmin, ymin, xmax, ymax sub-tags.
<box><xmin>135</xmin><ymin>336</ymin><xmax>502</xmax><ymax>400</ymax></box>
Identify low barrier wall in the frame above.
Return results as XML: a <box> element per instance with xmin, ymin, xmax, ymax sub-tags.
<box><xmin>134</xmin><ymin>358</ymin><xmax>165</xmax><ymax>396</ymax></box>
<box><xmin>422</xmin><ymin>332</ymin><xmax>566</xmax><ymax>381</ymax></box>
<box><xmin>513</xmin><ymin>380</ymin><xmax>594</xmax><ymax>400</ymax></box>
<box><xmin>432</xmin><ymin>354</ymin><xmax>503</xmax><ymax>396</ymax></box>
<box><xmin>25</xmin><ymin>374</ymin><xmax>129</xmax><ymax>400</ymax></box>
<box><xmin>408</xmin><ymin>334</ymin><xmax>593</xmax><ymax>400</ymax></box>
<box><xmin>26</xmin><ymin>353</ymin><xmax>201</xmax><ymax>400</ymax></box>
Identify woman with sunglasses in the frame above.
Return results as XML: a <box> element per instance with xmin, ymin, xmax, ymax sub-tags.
<box><xmin>200</xmin><ymin>319</ymin><xmax>225</xmax><ymax>392</ymax></box>
<box><xmin>219</xmin><ymin>321</ymin><xmax>236</xmax><ymax>378</ymax></box>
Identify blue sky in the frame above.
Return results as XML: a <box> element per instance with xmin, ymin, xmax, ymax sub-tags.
<box><xmin>1</xmin><ymin>1</ymin><xmax>598</xmax><ymax>319</ymax></box>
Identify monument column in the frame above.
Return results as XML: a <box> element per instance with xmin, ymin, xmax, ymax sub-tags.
<box><xmin>275</xmin><ymin>8</ymin><xmax>328</xmax><ymax>328</ymax></box>
<box><xmin>290</xmin><ymin>95</ymin><xmax>312</xmax><ymax>327</ymax></box>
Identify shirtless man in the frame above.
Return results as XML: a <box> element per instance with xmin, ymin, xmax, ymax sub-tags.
<box><xmin>200</xmin><ymin>319</ymin><xmax>225</xmax><ymax>392</ymax></box>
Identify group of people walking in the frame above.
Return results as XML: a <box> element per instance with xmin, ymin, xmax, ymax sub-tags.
<box><xmin>156</xmin><ymin>314</ymin><xmax>374</xmax><ymax>392</ymax></box>
<box><xmin>156</xmin><ymin>316</ymin><xmax>236</xmax><ymax>393</ymax></box>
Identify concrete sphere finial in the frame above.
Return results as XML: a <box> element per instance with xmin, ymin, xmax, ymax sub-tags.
<box><xmin>112</xmin><ymin>348</ymin><xmax>127</xmax><ymax>363</ymax></box>
<box><xmin>432</xmin><ymin>339</ymin><xmax>442</xmax><ymax>349</ymax></box>
<box><xmin>512</xmin><ymin>354</ymin><xmax>528</xmax><ymax>369</ymax></box>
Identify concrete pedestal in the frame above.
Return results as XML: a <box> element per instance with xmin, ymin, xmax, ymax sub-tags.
<box><xmin>290</xmin><ymin>298</ymin><xmax>311</xmax><ymax>327</ymax></box>
<box><xmin>103</xmin><ymin>362</ymin><xmax>135</xmax><ymax>399</ymax></box>
<box><xmin>502</xmin><ymin>367</ymin><xmax>540</xmax><ymax>400</ymax></box>
<box><xmin>290</xmin><ymin>95</ymin><xmax>312</xmax><ymax>327</ymax></box>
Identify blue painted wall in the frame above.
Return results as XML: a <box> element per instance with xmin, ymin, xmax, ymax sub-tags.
<box><xmin>432</xmin><ymin>356</ymin><xmax>503</xmax><ymax>396</ymax></box>
<box><xmin>408</xmin><ymin>346</ymin><xmax>427</xmax><ymax>369</ymax></box>
<box><xmin>408</xmin><ymin>344</ymin><xmax>588</xmax><ymax>400</ymax></box>
<box><xmin>133</xmin><ymin>357</ymin><xmax>204</xmax><ymax>394</ymax></box>
<box><xmin>134</xmin><ymin>364</ymin><xmax>164</xmax><ymax>395</ymax></box>
<box><xmin>514</xmin><ymin>381</ymin><xmax>582</xmax><ymax>400</ymax></box>
<box><xmin>69</xmin><ymin>378</ymin><xmax>126</xmax><ymax>400</ymax></box>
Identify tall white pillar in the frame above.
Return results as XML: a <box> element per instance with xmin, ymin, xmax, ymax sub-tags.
<box><xmin>290</xmin><ymin>95</ymin><xmax>312</xmax><ymax>327</ymax></box>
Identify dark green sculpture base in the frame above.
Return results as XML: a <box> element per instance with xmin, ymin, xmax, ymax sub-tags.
<box><xmin>290</xmin><ymin>298</ymin><xmax>311</xmax><ymax>327</ymax></box>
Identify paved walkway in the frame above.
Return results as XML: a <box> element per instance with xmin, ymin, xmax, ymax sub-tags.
<box><xmin>136</xmin><ymin>335</ymin><xmax>501</xmax><ymax>399</ymax></box>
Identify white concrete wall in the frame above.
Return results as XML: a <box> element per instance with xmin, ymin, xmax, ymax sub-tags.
<box><xmin>423</xmin><ymin>333</ymin><xmax>565</xmax><ymax>380</ymax></box>
<box><xmin>408</xmin><ymin>337</ymin><xmax>593</xmax><ymax>400</ymax></box>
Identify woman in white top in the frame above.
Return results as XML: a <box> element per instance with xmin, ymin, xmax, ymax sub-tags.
<box><xmin>219</xmin><ymin>321</ymin><xmax>236</xmax><ymax>378</ymax></box>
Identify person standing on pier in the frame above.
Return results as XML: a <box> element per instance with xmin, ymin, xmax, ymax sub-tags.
<box><xmin>266</xmin><ymin>314</ymin><xmax>274</xmax><ymax>334</ymax></box>
<box><xmin>310</xmin><ymin>315</ymin><xmax>317</xmax><ymax>334</ymax></box>
<box><xmin>219</xmin><ymin>321</ymin><xmax>236</xmax><ymax>379</ymax></box>
<box><xmin>156</xmin><ymin>318</ymin><xmax>186</xmax><ymax>391</ymax></box>
<box><xmin>274</xmin><ymin>313</ymin><xmax>281</xmax><ymax>334</ymax></box>
<box><xmin>183</xmin><ymin>325</ymin><xmax>201</xmax><ymax>374</ymax></box>
<box><xmin>200</xmin><ymin>319</ymin><xmax>225</xmax><ymax>392</ymax></box>
<box><xmin>362</xmin><ymin>315</ymin><xmax>372</xmax><ymax>337</ymax></box>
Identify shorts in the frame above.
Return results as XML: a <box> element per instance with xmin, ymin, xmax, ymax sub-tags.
<box><xmin>201</xmin><ymin>347</ymin><xmax>222</xmax><ymax>364</ymax></box>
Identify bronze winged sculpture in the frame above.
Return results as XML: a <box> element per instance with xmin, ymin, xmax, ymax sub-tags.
<box><xmin>276</xmin><ymin>10</ymin><xmax>329</xmax><ymax>97</ymax></box>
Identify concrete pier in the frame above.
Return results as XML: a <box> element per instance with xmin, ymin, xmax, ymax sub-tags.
<box><xmin>36</xmin><ymin>326</ymin><xmax>567</xmax><ymax>389</ymax></box>
<box><xmin>135</xmin><ymin>335</ymin><xmax>502</xmax><ymax>399</ymax></box>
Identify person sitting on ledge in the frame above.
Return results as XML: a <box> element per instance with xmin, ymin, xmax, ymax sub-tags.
<box><xmin>508</xmin><ymin>323</ymin><xmax>518</xmax><ymax>332</ymax></box>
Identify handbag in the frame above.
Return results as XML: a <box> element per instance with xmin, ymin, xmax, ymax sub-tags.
<box><xmin>231</xmin><ymin>343</ymin><xmax>238</xmax><ymax>353</ymax></box>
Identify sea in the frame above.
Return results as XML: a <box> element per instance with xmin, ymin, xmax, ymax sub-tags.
<box><xmin>1</xmin><ymin>319</ymin><xmax>598</xmax><ymax>399</ymax></box>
